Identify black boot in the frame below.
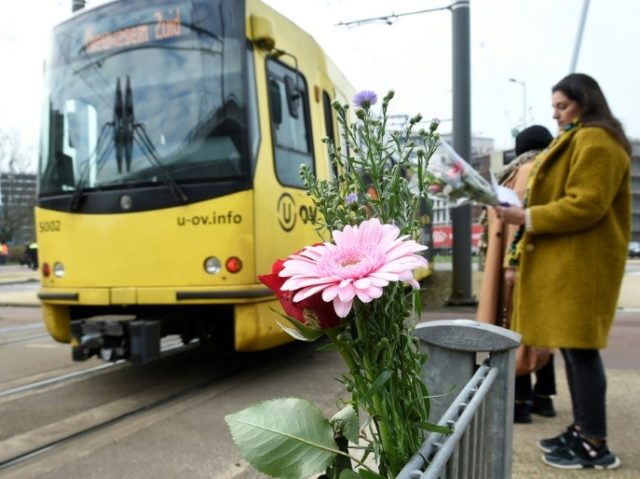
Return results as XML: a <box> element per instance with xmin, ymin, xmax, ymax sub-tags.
<box><xmin>514</xmin><ymin>401</ymin><xmax>532</xmax><ymax>423</ymax></box>
<box><xmin>532</xmin><ymin>394</ymin><xmax>556</xmax><ymax>417</ymax></box>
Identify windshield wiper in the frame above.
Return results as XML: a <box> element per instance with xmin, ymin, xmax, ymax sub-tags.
<box><xmin>71</xmin><ymin>77</ymin><xmax>188</xmax><ymax>210</ymax></box>
<box><xmin>121</xmin><ymin>76</ymin><xmax>188</xmax><ymax>203</ymax></box>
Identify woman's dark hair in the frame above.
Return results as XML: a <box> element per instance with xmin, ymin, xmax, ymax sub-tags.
<box><xmin>552</xmin><ymin>73</ymin><xmax>631</xmax><ymax>154</ymax></box>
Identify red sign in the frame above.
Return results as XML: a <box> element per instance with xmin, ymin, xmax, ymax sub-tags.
<box><xmin>433</xmin><ymin>224</ymin><xmax>483</xmax><ymax>249</ymax></box>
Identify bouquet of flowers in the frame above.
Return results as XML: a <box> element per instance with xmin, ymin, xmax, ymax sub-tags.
<box><xmin>423</xmin><ymin>140</ymin><xmax>498</xmax><ymax>206</ymax></box>
<box><xmin>225</xmin><ymin>90</ymin><xmax>449</xmax><ymax>478</ymax></box>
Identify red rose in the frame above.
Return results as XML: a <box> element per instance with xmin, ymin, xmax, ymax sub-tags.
<box><xmin>257</xmin><ymin>257</ymin><xmax>341</xmax><ymax>330</ymax></box>
<box><xmin>258</xmin><ymin>258</ymin><xmax>304</xmax><ymax>322</ymax></box>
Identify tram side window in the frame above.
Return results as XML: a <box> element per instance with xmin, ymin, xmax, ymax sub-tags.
<box><xmin>266</xmin><ymin>60</ymin><xmax>313</xmax><ymax>188</ymax></box>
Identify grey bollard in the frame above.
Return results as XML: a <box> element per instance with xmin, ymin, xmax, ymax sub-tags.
<box><xmin>414</xmin><ymin>319</ymin><xmax>521</xmax><ymax>478</ymax></box>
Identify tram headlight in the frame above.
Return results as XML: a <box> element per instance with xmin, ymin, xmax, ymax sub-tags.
<box><xmin>53</xmin><ymin>262</ymin><xmax>65</xmax><ymax>278</ymax></box>
<box><xmin>204</xmin><ymin>257</ymin><xmax>222</xmax><ymax>275</ymax></box>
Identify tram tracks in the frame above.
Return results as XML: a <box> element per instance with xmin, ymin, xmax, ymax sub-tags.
<box><xmin>0</xmin><ymin>342</ymin><xmax>301</xmax><ymax>476</ymax></box>
<box><xmin>0</xmin><ymin>362</ymin><xmax>124</xmax><ymax>401</ymax></box>
<box><xmin>0</xmin><ymin>323</ymin><xmax>49</xmax><ymax>346</ymax></box>
<box><xmin>0</xmin><ymin>360</ymin><xmax>245</xmax><ymax>472</ymax></box>
<box><xmin>0</xmin><ymin>336</ymin><xmax>192</xmax><ymax>403</ymax></box>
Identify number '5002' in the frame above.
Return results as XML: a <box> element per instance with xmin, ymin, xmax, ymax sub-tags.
<box><xmin>39</xmin><ymin>221</ymin><xmax>61</xmax><ymax>233</ymax></box>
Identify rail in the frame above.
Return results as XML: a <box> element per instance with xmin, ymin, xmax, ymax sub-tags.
<box><xmin>397</xmin><ymin>319</ymin><xmax>520</xmax><ymax>479</ymax></box>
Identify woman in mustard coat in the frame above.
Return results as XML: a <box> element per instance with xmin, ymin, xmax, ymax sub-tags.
<box><xmin>497</xmin><ymin>73</ymin><xmax>631</xmax><ymax>471</ymax></box>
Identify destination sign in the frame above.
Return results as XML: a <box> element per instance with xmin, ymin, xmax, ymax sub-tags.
<box><xmin>83</xmin><ymin>5</ymin><xmax>187</xmax><ymax>55</ymax></box>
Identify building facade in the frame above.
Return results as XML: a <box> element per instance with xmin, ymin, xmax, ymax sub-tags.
<box><xmin>0</xmin><ymin>172</ymin><xmax>37</xmax><ymax>244</ymax></box>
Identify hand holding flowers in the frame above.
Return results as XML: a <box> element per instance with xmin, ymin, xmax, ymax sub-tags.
<box><xmin>494</xmin><ymin>204</ymin><xmax>526</xmax><ymax>225</ymax></box>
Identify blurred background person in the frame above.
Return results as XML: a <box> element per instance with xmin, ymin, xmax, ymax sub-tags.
<box><xmin>477</xmin><ymin>125</ymin><xmax>556</xmax><ymax>424</ymax></box>
<box><xmin>0</xmin><ymin>241</ymin><xmax>8</xmax><ymax>265</ymax></box>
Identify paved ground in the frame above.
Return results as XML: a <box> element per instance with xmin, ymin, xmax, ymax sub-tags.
<box><xmin>428</xmin><ymin>261</ymin><xmax>640</xmax><ymax>478</ymax></box>
<box><xmin>1</xmin><ymin>263</ymin><xmax>639</xmax><ymax>477</ymax></box>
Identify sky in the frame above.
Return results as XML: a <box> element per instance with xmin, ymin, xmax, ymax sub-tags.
<box><xmin>1</xmin><ymin>0</ymin><xmax>638</xmax><ymax>170</ymax></box>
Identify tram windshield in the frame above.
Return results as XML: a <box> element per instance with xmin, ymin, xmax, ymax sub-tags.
<box><xmin>39</xmin><ymin>0</ymin><xmax>251</xmax><ymax>196</ymax></box>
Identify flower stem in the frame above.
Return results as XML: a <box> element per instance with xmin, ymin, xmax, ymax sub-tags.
<box><xmin>324</xmin><ymin>328</ymin><xmax>356</xmax><ymax>371</ymax></box>
<box><xmin>354</xmin><ymin>312</ymin><xmax>395</xmax><ymax>466</ymax></box>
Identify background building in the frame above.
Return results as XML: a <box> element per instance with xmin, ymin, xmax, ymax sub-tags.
<box><xmin>0</xmin><ymin>172</ymin><xmax>37</xmax><ymax>245</ymax></box>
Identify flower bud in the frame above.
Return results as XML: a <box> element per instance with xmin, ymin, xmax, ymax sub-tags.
<box><xmin>345</xmin><ymin>192</ymin><xmax>358</xmax><ymax>205</ymax></box>
<box><xmin>383</xmin><ymin>90</ymin><xmax>395</xmax><ymax>103</ymax></box>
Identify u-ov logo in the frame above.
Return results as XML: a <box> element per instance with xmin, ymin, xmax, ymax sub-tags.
<box><xmin>277</xmin><ymin>193</ymin><xmax>296</xmax><ymax>232</ymax></box>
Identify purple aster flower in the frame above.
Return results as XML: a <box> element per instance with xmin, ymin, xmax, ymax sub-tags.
<box><xmin>345</xmin><ymin>192</ymin><xmax>358</xmax><ymax>205</ymax></box>
<box><xmin>353</xmin><ymin>90</ymin><xmax>378</xmax><ymax>109</ymax></box>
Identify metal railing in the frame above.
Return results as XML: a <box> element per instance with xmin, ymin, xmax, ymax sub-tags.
<box><xmin>397</xmin><ymin>319</ymin><xmax>520</xmax><ymax>479</ymax></box>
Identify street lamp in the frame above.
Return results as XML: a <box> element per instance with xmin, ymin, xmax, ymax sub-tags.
<box><xmin>509</xmin><ymin>77</ymin><xmax>527</xmax><ymax>129</ymax></box>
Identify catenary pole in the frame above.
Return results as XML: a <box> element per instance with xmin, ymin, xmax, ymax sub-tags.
<box><xmin>335</xmin><ymin>1</ymin><xmax>476</xmax><ymax>303</ymax></box>
<box><xmin>449</xmin><ymin>0</ymin><xmax>475</xmax><ymax>305</ymax></box>
<box><xmin>570</xmin><ymin>0</ymin><xmax>591</xmax><ymax>72</ymax></box>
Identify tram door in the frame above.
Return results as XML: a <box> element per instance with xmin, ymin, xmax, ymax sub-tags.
<box><xmin>253</xmin><ymin>58</ymin><xmax>319</xmax><ymax>277</ymax></box>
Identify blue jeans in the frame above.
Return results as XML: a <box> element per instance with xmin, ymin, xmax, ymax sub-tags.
<box><xmin>561</xmin><ymin>348</ymin><xmax>607</xmax><ymax>439</ymax></box>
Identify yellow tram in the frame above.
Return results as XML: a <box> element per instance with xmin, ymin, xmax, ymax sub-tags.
<box><xmin>36</xmin><ymin>0</ymin><xmax>356</xmax><ymax>362</ymax></box>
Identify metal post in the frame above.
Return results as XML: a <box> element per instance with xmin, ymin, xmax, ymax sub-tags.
<box><xmin>398</xmin><ymin>320</ymin><xmax>520</xmax><ymax>478</ymax></box>
<box><xmin>449</xmin><ymin>0</ymin><xmax>475</xmax><ymax>305</ymax></box>
<box><xmin>522</xmin><ymin>82</ymin><xmax>527</xmax><ymax>126</ymax></box>
<box><xmin>509</xmin><ymin>77</ymin><xmax>527</xmax><ymax>128</ymax></box>
<box><xmin>570</xmin><ymin>0</ymin><xmax>591</xmax><ymax>72</ymax></box>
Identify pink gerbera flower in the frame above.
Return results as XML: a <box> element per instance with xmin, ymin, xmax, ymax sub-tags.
<box><xmin>279</xmin><ymin>218</ymin><xmax>428</xmax><ymax>318</ymax></box>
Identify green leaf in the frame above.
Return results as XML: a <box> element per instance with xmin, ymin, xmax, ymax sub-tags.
<box><xmin>339</xmin><ymin>471</ymin><xmax>361</xmax><ymax>479</ymax></box>
<box><xmin>416</xmin><ymin>421</ymin><xmax>453</xmax><ymax>435</ymax></box>
<box><xmin>359</xmin><ymin>369</ymin><xmax>392</xmax><ymax>405</ymax></box>
<box><xmin>225</xmin><ymin>398</ymin><xmax>338</xmax><ymax>478</ymax></box>
<box><xmin>275</xmin><ymin>320</ymin><xmax>321</xmax><ymax>342</ymax></box>
<box><xmin>356</xmin><ymin>470</ymin><xmax>385</xmax><ymax>479</ymax></box>
<box><xmin>316</xmin><ymin>341</ymin><xmax>338</xmax><ymax>352</ymax></box>
<box><xmin>330</xmin><ymin>405</ymin><xmax>359</xmax><ymax>443</ymax></box>
<box><xmin>274</xmin><ymin>310</ymin><xmax>324</xmax><ymax>342</ymax></box>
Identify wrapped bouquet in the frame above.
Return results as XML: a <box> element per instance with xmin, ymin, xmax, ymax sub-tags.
<box><xmin>423</xmin><ymin>140</ymin><xmax>499</xmax><ymax>206</ymax></box>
